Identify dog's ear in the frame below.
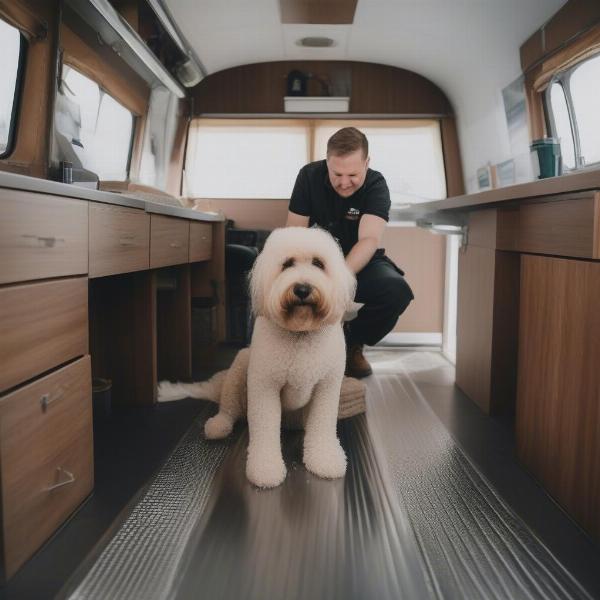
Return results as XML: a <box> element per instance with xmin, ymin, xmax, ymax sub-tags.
<box><xmin>248</xmin><ymin>229</ymin><xmax>286</xmax><ymax>317</ymax></box>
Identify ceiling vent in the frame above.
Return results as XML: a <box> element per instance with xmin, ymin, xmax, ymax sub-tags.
<box><xmin>297</xmin><ymin>37</ymin><xmax>336</xmax><ymax>48</ymax></box>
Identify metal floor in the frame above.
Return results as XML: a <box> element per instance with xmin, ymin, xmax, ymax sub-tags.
<box><xmin>63</xmin><ymin>349</ymin><xmax>598</xmax><ymax>600</ymax></box>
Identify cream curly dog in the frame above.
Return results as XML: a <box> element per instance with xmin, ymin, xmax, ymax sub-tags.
<box><xmin>158</xmin><ymin>227</ymin><xmax>357</xmax><ymax>488</ymax></box>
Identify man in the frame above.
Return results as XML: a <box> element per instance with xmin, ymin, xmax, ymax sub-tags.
<box><xmin>286</xmin><ymin>126</ymin><xmax>414</xmax><ymax>378</ymax></box>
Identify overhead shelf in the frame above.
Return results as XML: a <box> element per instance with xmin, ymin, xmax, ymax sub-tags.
<box><xmin>284</xmin><ymin>96</ymin><xmax>350</xmax><ymax>113</ymax></box>
<box><xmin>66</xmin><ymin>0</ymin><xmax>188</xmax><ymax>98</ymax></box>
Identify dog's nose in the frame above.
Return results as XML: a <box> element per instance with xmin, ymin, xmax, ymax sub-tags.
<box><xmin>293</xmin><ymin>283</ymin><xmax>312</xmax><ymax>300</ymax></box>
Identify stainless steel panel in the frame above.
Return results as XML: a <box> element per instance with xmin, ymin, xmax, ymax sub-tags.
<box><xmin>66</xmin><ymin>351</ymin><xmax>592</xmax><ymax>600</ymax></box>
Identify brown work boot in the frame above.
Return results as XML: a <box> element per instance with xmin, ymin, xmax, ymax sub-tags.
<box><xmin>345</xmin><ymin>343</ymin><xmax>373</xmax><ymax>379</ymax></box>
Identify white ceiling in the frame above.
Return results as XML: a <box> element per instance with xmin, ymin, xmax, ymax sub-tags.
<box><xmin>166</xmin><ymin>0</ymin><xmax>565</xmax><ymax>101</ymax></box>
<box><xmin>165</xmin><ymin>0</ymin><xmax>567</xmax><ymax>191</ymax></box>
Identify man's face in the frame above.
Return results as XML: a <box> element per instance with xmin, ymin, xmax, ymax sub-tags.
<box><xmin>326</xmin><ymin>150</ymin><xmax>369</xmax><ymax>198</ymax></box>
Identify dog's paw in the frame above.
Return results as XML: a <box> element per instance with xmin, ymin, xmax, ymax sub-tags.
<box><xmin>204</xmin><ymin>413</ymin><xmax>234</xmax><ymax>439</ymax></box>
<box><xmin>246</xmin><ymin>453</ymin><xmax>287</xmax><ymax>489</ymax></box>
<box><xmin>304</xmin><ymin>440</ymin><xmax>347</xmax><ymax>479</ymax></box>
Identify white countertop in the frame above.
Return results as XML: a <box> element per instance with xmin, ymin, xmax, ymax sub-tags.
<box><xmin>0</xmin><ymin>171</ymin><xmax>224</xmax><ymax>222</ymax></box>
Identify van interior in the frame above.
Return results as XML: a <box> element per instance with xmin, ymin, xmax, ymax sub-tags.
<box><xmin>1</xmin><ymin>0</ymin><xmax>600</xmax><ymax>598</ymax></box>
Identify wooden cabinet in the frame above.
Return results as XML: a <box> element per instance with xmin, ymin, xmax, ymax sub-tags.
<box><xmin>150</xmin><ymin>215</ymin><xmax>189</xmax><ymax>268</ymax></box>
<box><xmin>0</xmin><ymin>278</ymin><xmax>89</xmax><ymax>393</ymax></box>
<box><xmin>0</xmin><ymin>185</ymin><xmax>92</xmax><ymax>581</ymax></box>
<box><xmin>455</xmin><ymin>193</ymin><xmax>600</xmax><ymax>543</ymax></box>
<box><xmin>189</xmin><ymin>221</ymin><xmax>212</xmax><ymax>262</ymax></box>
<box><xmin>0</xmin><ymin>178</ymin><xmax>223</xmax><ymax>578</ymax></box>
<box><xmin>457</xmin><ymin>194</ymin><xmax>600</xmax><ymax>414</ymax></box>
<box><xmin>455</xmin><ymin>212</ymin><xmax>520</xmax><ymax>415</ymax></box>
<box><xmin>455</xmin><ymin>245</ymin><xmax>495</xmax><ymax>411</ymax></box>
<box><xmin>0</xmin><ymin>356</ymin><xmax>93</xmax><ymax>579</ymax></box>
<box><xmin>89</xmin><ymin>203</ymin><xmax>150</xmax><ymax>277</ymax></box>
<box><xmin>496</xmin><ymin>193</ymin><xmax>600</xmax><ymax>258</ymax></box>
<box><xmin>517</xmin><ymin>255</ymin><xmax>600</xmax><ymax>542</ymax></box>
<box><xmin>0</xmin><ymin>190</ymin><xmax>88</xmax><ymax>285</ymax></box>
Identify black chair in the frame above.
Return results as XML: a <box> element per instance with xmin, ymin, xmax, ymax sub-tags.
<box><xmin>225</xmin><ymin>234</ymin><xmax>258</xmax><ymax>346</ymax></box>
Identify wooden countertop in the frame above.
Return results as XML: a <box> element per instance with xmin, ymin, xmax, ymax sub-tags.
<box><xmin>417</xmin><ymin>167</ymin><xmax>600</xmax><ymax>213</ymax></box>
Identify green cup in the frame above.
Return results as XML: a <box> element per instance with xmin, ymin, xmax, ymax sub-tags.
<box><xmin>530</xmin><ymin>137</ymin><xmax>562</xmax><ymax>179</ymax></box>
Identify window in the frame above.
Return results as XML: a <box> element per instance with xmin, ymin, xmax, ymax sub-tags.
<box><xmin>139</xmin><ymin>86</ymin><xmax>182</xmax><ymax>191</ymax></box>
<box><xmin>185</xmin><ymin>119</ymin><xmax>447</xmax><ymax>205</ymax></box>
<box><xmin>185</xmin><ymin>120</ymin><xmax>310</xmax><ymax>198</ymax></box>
<box><xmin>569</xmin><ymin>55</ymin><xmax>600</xmax><ymax>166</ymax></box>
<box><xmin>546</xmin><ymin>53</ymin><xmax>600</xmax><ymax>170</ymax></box>
<box><xmin>55</xmin><ymin>65</ymin><xmax>135</xmax><ymax>180</ymax></box>
<box><xmin>548</xmin><ymin>83</ymin><xmax>576</xmax><ymax>170</ymax></box>
<box><xmin>0</xmin><ymin>19</ymin><xmax>25</xmax><ymax>157</ymax></box>
<box><xmin>313</xmin><ymin>120</ymin><xmax>446</xmax><ymax>205</ymax></box>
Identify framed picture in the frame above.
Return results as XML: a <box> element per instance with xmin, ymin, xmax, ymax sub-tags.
<box><xmin>477</xmin><ymin>164</ymin><xmax>495</xmax><ymax>190</ymax></box>
<box><xmin>502</xmin><ymin>75</ymin><xmax>534</xmax><ymax>183</ymax></box>
<box><xmin>495</xmin><ymin>158</ymin><xmax>515</xmax><ymax>187</ymax></box>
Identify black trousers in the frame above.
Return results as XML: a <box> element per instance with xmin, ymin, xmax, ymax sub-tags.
<box><xmin>345</xmin><ymin>249</ymin><xmax>414</xmax><ymax>347</ymax></box>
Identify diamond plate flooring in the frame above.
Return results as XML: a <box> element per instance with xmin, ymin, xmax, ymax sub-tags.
<box><xmin>59</xmin><ymin>349</ymin><xmax>599</xmax><ymax>600</ymax></box>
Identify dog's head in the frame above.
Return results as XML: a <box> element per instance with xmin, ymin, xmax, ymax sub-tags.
<box><xmin>250</xmin><ymin>227</ymin><xmax>356</xmax><ymax>332</ymax></box>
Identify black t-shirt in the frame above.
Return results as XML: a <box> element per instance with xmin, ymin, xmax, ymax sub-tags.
<box><xmin>289</xmin><ymin>160</ymin><xmax>391</xmax><ymax>256</ymax></box>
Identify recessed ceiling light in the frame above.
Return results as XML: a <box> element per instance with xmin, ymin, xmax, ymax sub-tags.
<box><xmin>297</xmin><ymin>37</ymin><xmax>336</xmax><ymax>48</ymax></box>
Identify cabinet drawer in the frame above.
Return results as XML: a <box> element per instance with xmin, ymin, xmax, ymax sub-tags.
<box><xmin>189</xmin><ymin>222</ymin><xmax>212</xmax><ymax>262</ymax></box>
<box><xmin>150</xmin><ymin>215</ymin><xmax>189</xmax><ymax>269</ymax></box>
<box><xmin>0</xmin><ymin>278</ymin><xmax>88</xmax><ymax>393</ymax></box>
<box><xmin>497</xmin><ymin>194</ymin><xmax>599</xmax><ymax>258</ymax></box>
<box><xmin>0</xmin><ymin>190</ymin><xmax>88</xmax><ymax>284</ymax></box>
<box><xmin>0</xmin><ymin>356</ymin><xmax>93</xmax><ymax>578</ymax></box>
<box><xmin>89</xmin><ymin>203</ymin><xmax>150</xmax><ymax>278</ymax></box>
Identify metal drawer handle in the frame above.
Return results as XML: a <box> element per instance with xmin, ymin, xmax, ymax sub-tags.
<box><xmin>169</xmin><ymin>242</ymin><xmax>182</xmax><ymax>248</ymax></box>
<box><xmin>40</xmin><ymin>391</ymin><xmax>63</xmax><ymax>412</ymax></box>
<box><xmin>43</xmin><ymin>468</ymin><xmax>76</xmax><ymax>492</ymax></box>
<box><xmin>22</xmin><ymin>234</ymin><xmax>66</xmax><ymax>248</ymax></box>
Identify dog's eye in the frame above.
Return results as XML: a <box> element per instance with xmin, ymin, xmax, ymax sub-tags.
<box><xmin>312</xmin><ymin>257</ymin><xmax>325</xmax><ymax>270</ymax></box>
<box><xmin>282</xmin><ymin>258</ymin><xmax>295</xmax><ymax>270</ymax></box>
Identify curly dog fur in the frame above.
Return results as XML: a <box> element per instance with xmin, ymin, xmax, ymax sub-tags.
<box><xmin>159</xmin><ymin>227</ymin><xmax>356</xmax><ymax>488</ymax></box>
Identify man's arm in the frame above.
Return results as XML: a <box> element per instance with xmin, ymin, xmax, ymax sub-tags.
<box><xmin>286</xmin><ymin>211</ymin><xmax>310</xmax><ymax>227</ymax></box>
<box><xmin>287</xmin><ymin>166</ymin><xmax>310</xmax><ymax>228</ymax></box>
<box><xmin>345</xmin><ymin>214</ymin><xmax>387</xmax><ymax>274</ymax></box>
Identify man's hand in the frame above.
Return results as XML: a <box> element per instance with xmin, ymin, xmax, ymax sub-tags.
<box><xmin>286</xmin><ymin>211</ymin><xmax>310</xmax><ymax>227</ymax></box>
<box><xmin>345</xmin><ymin>214</ymin><xmax>387</xmax><ymax>274</ymax></box>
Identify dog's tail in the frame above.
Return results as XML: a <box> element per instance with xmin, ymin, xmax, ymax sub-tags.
<box><xmin>157</xmin><ymin>370</ymin><xmax>226</xmax><ymax>404</ymax></box>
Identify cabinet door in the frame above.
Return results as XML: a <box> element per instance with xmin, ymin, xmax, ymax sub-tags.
<box><xmin>150</xmin><ymin>215</ymin><xmax>189</xmax><ymax>268</ymax></box>
<box><xmin>0</xmin><ymin>356</ymin><xmax>93</xmax><ymax>578</ymax></box>
<box><xmin>189</xmin><ymin>222</ymin><xmax>212</xmax><ymax>262</ymax></box>
<box><xmin>0</xmin><ymin>190</ymin><xmax>88</xmax><ymax>284</ymax></box>
<box><xmin>517</xmin><ymin>254</ymin><xmax>600</xmax><ymax>542</ymax></box>
<box><xmin>89</xmin><ymin>203</ymin><xmax>150</xmax><ymax>277</ymax></box>
<box><xmin>0</xmin><ymin>278</ymin><xmax>88</xmax><ymax>393</ymax></box>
